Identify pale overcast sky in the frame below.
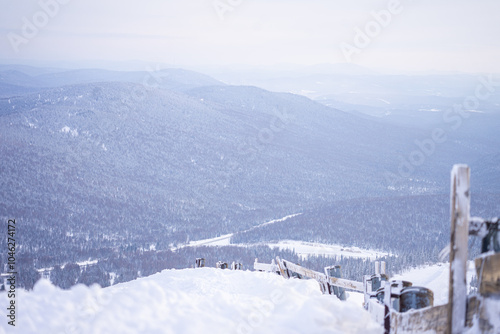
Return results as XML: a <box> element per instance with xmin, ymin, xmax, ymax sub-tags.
<box><xmin>1</xmin><ymin>0</ymin><xmax>499</xmax><ymax>73</ymax></box>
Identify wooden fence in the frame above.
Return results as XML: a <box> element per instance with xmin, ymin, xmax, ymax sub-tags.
<box><xmin>252</xmin><ymin>165</ymin><xmax>500</xmax><ymax>333</ymax></box>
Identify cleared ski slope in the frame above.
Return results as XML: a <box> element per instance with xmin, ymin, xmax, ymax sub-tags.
<box><xmin>176</xmin><ymin>213</ymin><xmax>388</xmax><ymax>260</ymax></box>
<box><xmin>180</xmin><ymin>213</ymin><xmax>303</xmax><ymax>248</ymax></box>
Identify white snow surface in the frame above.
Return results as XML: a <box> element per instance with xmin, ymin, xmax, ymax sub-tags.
<box><xmin>267</xmin><ymin>240</ymin><xmax>388</xmax><ymax>260</ymax></box>
<box><xmin>186</xmin><ymin>232</ymin><xmax>233</xmax><ymax>247</ymax></box>
<box><xmin>60</xmin><ymin>126</ymin><xmax>78</xmax><ymax>137</ymax></box>
<box><xmin>391</xmin><ymin>261</ymin><xmax>477</xmax><ymax>306</ymax></box>
<box><xmin>183</xmin><ymin>213</ymin><xmax>303</xmax><ymax>248</ymax></box>
<box><xmin>175</xmin><ymin>214</ymin><xmax>301</xmax><ymax>249</ymax></box>
<box><xmin>0</xmin><ymin>268</ymin><xmax>382</xmax><ymax>334</ymax></box>
<box><xmin>177</xmin><ymin>213</ymin><xmax>386</xmax><ymax>260</ymax></box>
<box><xmin>182</xmin><ymin>237</ymin><xmax>387</xmax><ymax>261</ymax></box>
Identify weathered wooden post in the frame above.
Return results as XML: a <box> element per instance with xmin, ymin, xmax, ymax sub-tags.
<box><xmin>324</xmin><ymin>265</ymin><xmax>346</xmax><ymax>300</ymax></box>
<box><xmin>195</xmin><ymin>258</ymin><xmax>205</xmax><ymax>268</ymax></box>
<box><xmin>276</xmin><ymin>257</ymin><xmax>291</xmax><ymax>279</ymax></box>
<box><xmin>381</xmin><ymin>261</ymin><xmax>386</xmax><ymax>276</ymax></box>
<box><xmin>446</xmin><ymin>165</ymin><xmax>470</xmax><ymax>334</ymax></box>
<box><xmin>216</xmin><ymin>261</ymin><xmax>228</xmax><ymax>269</ymax></box>
<box><xmin>231</xmin><ymin>262</ymin><xmax>242</xmax><ymax>270</ymax></box>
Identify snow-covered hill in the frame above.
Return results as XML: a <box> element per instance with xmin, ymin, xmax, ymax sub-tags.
<box><xmin>0</xmin><ymin>268</ymin><xmax>382</xmax><ymax>334</ymax></box>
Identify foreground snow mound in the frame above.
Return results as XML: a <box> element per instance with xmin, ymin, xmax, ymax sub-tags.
<box><xmin>0</xmin><ymin>268</ymin><xmax>382</xmax><ymax>334</ymax></box>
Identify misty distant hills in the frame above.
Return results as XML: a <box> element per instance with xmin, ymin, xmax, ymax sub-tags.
<box><xmin>0</xmin><ymin>65</ymin><xmax>224</xmax><ymax>94</ymax></box>
<box><xmin>211</xmin><ymin>67</ymin><xmax>500</xmax><ymax>130</ymax></box>
<box><xmin>0</xmin><ymin>66</ymin><xmax>499</xmax><ymax>275</ymax></box>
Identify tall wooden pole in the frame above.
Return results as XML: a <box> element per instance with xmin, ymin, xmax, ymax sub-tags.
<box><xmin>446</xmin><ymin>165</ymin><xmax>470</xmax><ymax>334</ymax></box>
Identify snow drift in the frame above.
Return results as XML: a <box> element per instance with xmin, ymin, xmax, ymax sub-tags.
<box><xmin>0</xmin><ymin>268</ymin><xmax>382</xmax><ymax>334</ymax></box>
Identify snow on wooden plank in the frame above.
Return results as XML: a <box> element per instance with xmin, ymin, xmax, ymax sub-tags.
<box><xmin>278</xmin><ymin>258</ymin><xmax>364</xmax><ymax>291</ymax></box>
<box><xmin>391</xmin><ymin>304</ymin><xmax>448</xmax><ymax>334</ymax></box>
<box><xmin>254</xmin><ymin>259</ymin><xmax>279</xmax><ymax>273</ymax></box>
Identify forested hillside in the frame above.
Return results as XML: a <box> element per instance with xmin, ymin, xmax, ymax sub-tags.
<box><xmin>1</xmin><ymin>67</ymin><xmax>499</xmax><ymax>289</ymax></box>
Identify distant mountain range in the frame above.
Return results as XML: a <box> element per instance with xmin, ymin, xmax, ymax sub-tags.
<box><xmin>0</xmin><ymin>65</ymin><xmax>223</xmax><ymax>97</ymax></box>
<box><xmin>207</xmin><ymin>66</ymin><xmax>500</xmax><ymax>128</ymax></box>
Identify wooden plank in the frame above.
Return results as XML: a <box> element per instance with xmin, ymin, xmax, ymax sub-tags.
<box><xmin>447</xmin><ymin>165</ymin><xmax>470</xmax><ymax>334</ymax></box>
<box><xmin>327</xmin><ymin>276</ymin><xmax>364</xmax><ymax>292</ymax></box>
<box><xmin>391</xmin><ymin>295</ymin><xmax>498</xmax><ymax>333</ymax></box>
<box><xmin>466</xmin><ymin>295</ymin><xmax>500</xmax><ymax>333</ymax></box>
<box><xmin>253</xmin><ymin>259</ymin><xmax>280</xmax><ymax>273</ymax></box>
<box><xmin>254</xmin><ymin>262</ymin><xmax>278</xmax><ymax>273</ymax></box>
<box><xmin>280</xmin><ymin>259</ymin><xmax>364</xmax><ymax>291</ymax></box>
<box><xmin>475</xmin><ymin>252</ymin><xmax>500</xmax><ymax>296</ymax></box>
<box><xmin>391</xmin><ymin>304</ymin><xmax>448</xmax><ymax>334</ymax></box>
<box><xmin>275</xmin><ymin>257</ymin><xmax>289</xmax><ymax>278</ymax></box>
<box><xmin>465</xmin><ymin>295</ymin><xmax>480</xmax><ymax>328</ymax></box>
<box><xmin>281</xmin><ymin>260</ymin><xmax>324</xmax><ymax>281</ymax></box>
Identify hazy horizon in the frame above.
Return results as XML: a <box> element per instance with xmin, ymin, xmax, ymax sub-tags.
<box><xmin>1</xmin><ymin>0</ymin><xmax>500</xmax><ymax>74</ymax></box>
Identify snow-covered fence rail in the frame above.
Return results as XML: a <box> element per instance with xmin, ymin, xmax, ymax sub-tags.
<box><xmin>253</xmin><ymin>257</ymin><xmax>363</xmax><ymax>294</ymax></box>
<box><xmin>277</xmin><ymin>257</ymin><xmax>364</xmax><ymax>292</ymax></box>
<box><xmin>254</xmin><ymin>258</ymin><xmax>279</xmax><ymax>274</ymax></box>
